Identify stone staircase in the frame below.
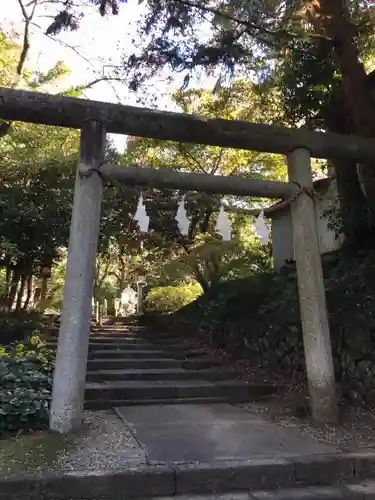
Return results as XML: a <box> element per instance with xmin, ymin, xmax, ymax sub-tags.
<box><xmin>48</xmin><ymin>325</ymin><xmax>276</xmax><ymax>409</ymax></box>
<box><xmin>40</xmin><ymin>324</ymin><xmax>375</xmax><ymax>500</ymax></box>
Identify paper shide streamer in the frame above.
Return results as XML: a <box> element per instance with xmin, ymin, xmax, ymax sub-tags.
<box><xmin>132</xmin><ymin>192</ymin><xmax>270</xmax><ymax>246</ymax></box>
<box><xmin>175</xmin><ymin>194</ymin><xmax>190</xmax><ymax>236</ymax></box>
<box><xmin>254</xmin><ymin>210</ymin><xmax>270</xmax><ymax>245</ymax></box>
<box><xmin>215</xmin><ymin>203</ymin><xmax>231</xmax><ymax>241</ymax></box>
<box><xmin>133</xmin><ymin>193</ymin><xmax>150</xmax><ymax>234</ymax></box>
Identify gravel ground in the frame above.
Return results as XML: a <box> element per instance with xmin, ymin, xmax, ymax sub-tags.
<box><xmin>0</xmin><ymin>410</ymin><xmax>146</xmax><ymax>477</ymax></box>
<box><xmin>57</xmin><ymin>410</ymin><xmax>146</xmax><ymax>471</ymax></box>
<box><xmin>179</xmin><ymin>335</ymin><xmax>375</xmax><ymax>451</ymax></box>
<box><xmin>240</xmin><ymin>392</ymin><xmax>375</xmax><ymax>452</ymax></box>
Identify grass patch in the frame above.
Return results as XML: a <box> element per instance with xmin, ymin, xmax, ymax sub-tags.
<box><xmin>0</xmin><ymin>430</ymin><xmax>71</xmax><ymax>475</ymax></box>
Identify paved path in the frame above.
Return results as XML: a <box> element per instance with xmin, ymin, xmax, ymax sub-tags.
<box><xmin>116</xmin><ymin>403</ymin><xmax>336</xmax><ymax>465</ymax></box>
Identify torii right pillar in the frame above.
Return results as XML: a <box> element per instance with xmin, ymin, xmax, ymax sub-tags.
<box><xmin>287</xmin><ymin>148</ymin><xmax>338</xmax><ymax>424</ymax></box>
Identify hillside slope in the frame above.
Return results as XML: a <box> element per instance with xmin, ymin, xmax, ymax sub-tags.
<box><xmin>153</xmin><ymin>250</ymin><xmax>375</xmax><ymax>406</ymax></box>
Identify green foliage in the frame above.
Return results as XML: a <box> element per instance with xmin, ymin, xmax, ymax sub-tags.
<box><xmin>5</xmin><ymin>334</ymin><xmax>54</xmax><ymax>375</ymax></box>
<box><xmin>157</xmin><ymin>232</ymin><xmax>271</xmax><ymax>291</ymax></box>
<box><xmin>0</xmin><ymin>333</ymin><xmax>53</xmax><ymax>434</ymax></box>
<box><xmin>145</xmin><ymin>283</ymin><xmax>202</xmax><ymax>312</ymax></box>
<box><xmin>0</xmin><ymin>31</ymin><xmax>71</xmax><ymax>90</ymax></box>
<box><xmin>0</xmin><ymin>312</ymin><xmax>49</xmax><ymax>345</ymax></box>
<box><xmin>116</xmin><ymin>82</ymin><xmax>277</xmax><ymax>295</ymax></box>
<box><xmin>0</xmin><ymin>125</ymin><xmax>78</xmax><ymax>263</ymax></box>
<box><xmin>123</xmin><ymin>81</ymin><xmax>287</xmax><ymax>183</ymax></box>
<box><xmin>0</xmin><ymin>32</ymin><xmax>84</xmax><ymax>313</ymax></box>
<box><xmin>169</xmin><ymin>272</ymin><xmax>286</xmax><ymax>350</ymax></box>
<box><xmin>158</xmin><ymin>249</ymin><xmax>375</xmax><ymax>401</ymax></box>
<box><xmin>279</xmin><ymin>39</ymin><xmax>339</xmax><ymax>129</ymax></box>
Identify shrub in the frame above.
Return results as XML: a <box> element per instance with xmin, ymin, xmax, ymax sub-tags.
<box><xmin>6</xmin><ymin>334</ymin><xmax>54</xmax><ymax>375</ymax></box>
<box><xmin>0</xmin><ymin>333</ymin><xmax>53</xmax><ymax>434</ymax></box>
<box><xmin>0</xmin><ymin>311</ymin><xmax>49</xmax><ymax>345</ymax></box>
<box><xmin>145</xmin><ymin>283</ymin><xmax>202</xmax><ymax>312</ymax></box>
<box><xmin>154</xmin><ymin>249</ymin><xmax>375</xmax><ymax>405</ymax></box>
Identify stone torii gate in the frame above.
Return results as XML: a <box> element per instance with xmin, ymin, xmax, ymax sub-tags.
<box><xmin>1</xmin><ymin>88</ymin><xmax>375</xmax><ymax>434</ymax></box>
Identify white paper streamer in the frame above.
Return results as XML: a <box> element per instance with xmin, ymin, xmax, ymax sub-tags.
<box><xmin>133</xmin><ymin>193</ymin><xmax>150</xmax><ymax>233</ymax></box>
<box><xmin>215</xmin><ymin>203</ymin><xmax>231</xmax><ymax>241</ymax></box>
<box><xmin>255</xmin><ymin>210</ymin><xmax>270</xmax><ymax>245</ymax></box>
<box><xmin>175</xmin><ymin>195</ymin><xmax>190</xmax><ymax>236</ymax></box>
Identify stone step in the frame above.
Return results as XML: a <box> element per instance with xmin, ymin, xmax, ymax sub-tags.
<box><xmin>84</xmin><ymin>380</ymin><xmax>275</xmax><ymax>402</ymax></box>
<box><xmin>151</xmin><ymin>337</ymin><xmax>188</xmax><ymax>345</ymax></box>
<box><xmin>87</xmin><ymin>358</ymin><xmax>221</xmax><ymax>370</ymax></box>
<box><xmin>89</xmin><ymin>336</ymin><xmax>152</xmax><ymax>342</ymax></box>
<box><xmin>87</xmin><ymin>350</ymin><xmax>209</xmax><ymax>360</ymax></box>
<box><xmin>86</xmin><ymin>368</ymin><xmax>241</xmax><ymax>382</ymax></box>
<box><xmin>46</xmin><ymin>338</ymin><xmax>154</xmax><ymax>347</ymax></box>
<box><xmin>90</xmin><ymin>333</ymin><xmax>171</xmax><ymax>339</ymax></box>
<box><xmin>2</xmin><ymin>452</ymin><xmax>375</xmax><ymax>499</ymax></box>
<box><xmin>47</xmin><ymin>341</ymin><xmax>192</xmax><ymax>352</ymax></box>
<box><xmin>84</xmin><ymin>396</ymin><xmax>238</xmax><ymax>409</ymax></box>
<box><xmin>158</xmin><ymin>482</ymin><xmax>373</xmax><ymax>499</ymax></box>
<box><xmin>87</xmin><ymin>350</ymin><xmax>172</xmax><ymax>359</ymax></box>
<box><xmin>88</xmin><ymin>342</ymin><xmax>159</xmax><ymax>350</ymax></box>
<box><xmin>46</xmin><ymin>341</ymin><xmax>161</xmax><ymax>350</ymax></box>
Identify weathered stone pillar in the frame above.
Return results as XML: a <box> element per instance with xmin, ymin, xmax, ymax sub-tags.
<box><xmin>287</xmin><ymin>148</ymin><xmax>338</xmax><ymax>424</ymax></box>
<box><xmin>50</xmin><ymin>121</ymin><xmax>106</xmax><ymax>433</ymax></box>
<box><xmin>137</xmin><ymin>282</ymin><xmax>145</xmax><ymax>315</ymax></box>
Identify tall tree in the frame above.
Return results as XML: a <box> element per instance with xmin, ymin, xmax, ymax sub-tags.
<box><xmin>0</xmin><ymin>32</ymin><xmax>80</xmax><ymax>310</ymax></box>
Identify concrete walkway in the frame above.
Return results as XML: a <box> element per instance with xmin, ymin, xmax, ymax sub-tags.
<box><xmin>116</xmin><ymin>403</ymin><xmax>335</xmax><ymax>465</ymax></box>
<box><xmin>82</xmin><ymin>325</ymin><xmax>335</xmax><ymax>464</ymax></box>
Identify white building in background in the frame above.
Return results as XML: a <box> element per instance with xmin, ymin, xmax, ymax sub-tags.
<box><xmin>268</xmin><ymin>176</ymin><xmax>344</xmax><ymax>271</ymax></box>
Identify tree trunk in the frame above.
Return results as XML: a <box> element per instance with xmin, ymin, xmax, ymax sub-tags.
<box><xmin>200</xmin><ymin>208</ymin><xmax>213</xmax><ymax>233</ymax></box>
<box><xmin>7</xmin><ymin>268</ymin><xmax>21</xmax><ymax>311</ymax></box>
<box><xmin>41</xmin><ymin>276</ymin><xmax>48</xmax><ymax>302</ymax></box>
<box><xmin>333</xmin><ymin>158</ymin><xmax>375</xmax><ymax>249</ymax></box>
<box><xmin>317</xmin><ymin>0</ymin><xmax>375</xmax><ymax>237</ymax></box>
<box><xmin>5</xmin><ymin>265</ymin><xmax>11</xmax><ymax>297</ymax></box>
<box><xmin>116</xmin><ymin>258</ymin><xmax>127</xmax><ymax>292</ymax></box>
<box><xmin>324</xmin><ymin>88</ymin><xmax>372</xmax><ymax>248</ymax></box>
<box><xmin>0</xmin><ymin>264</ymin><xmax>12</xmax><ymax>310</ymax></box>
<box><xmin>23</xmin><ymin>275</ymin><xmax>34</xmax><ymax>310</ymax></box>
<box><xmin>15</xmin><ymin>275</ymin><xmax>27</xmax><ymax>311</ymax></box>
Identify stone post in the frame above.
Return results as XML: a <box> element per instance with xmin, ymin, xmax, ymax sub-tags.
<box><xmin>95</xmin><ymin>300</ymin><xmax>100</xmax><ymax>323</ymax></box>
<box><xmin>287</xmin><ymin>148</ymin><xmax>338</xmax><ymax>424</ymax></box>
<box><xmin>114</xmin><ymin>298</ymin><xmax>120</xmax><ymax>317</ymax></box>
<box><xmin>50</xmin><ymin>121</ymin><xmax>106</xmax><ymax>433</ymax></box>
<box><xmin>137</xmin><ymin>282</ymin><xmax>144</xmax><ymax>315</ymax></box>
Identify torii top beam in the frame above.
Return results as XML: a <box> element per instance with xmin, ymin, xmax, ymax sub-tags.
<box><xmin>1</xmin><ymin>87</ymin><xmax>375</xmax><ymax>162</ymax></box>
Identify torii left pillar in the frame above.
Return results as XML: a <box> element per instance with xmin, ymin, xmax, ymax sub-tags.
<box><xmin>50</xmin><ymin>121</ymin><xmax>106</xmax><ymax>433</ymax></box>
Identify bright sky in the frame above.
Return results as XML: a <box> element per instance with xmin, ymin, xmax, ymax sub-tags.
<box><xmin>2</xmin><ymin>0</ymin><xmax>217</xmax><ymax>150</ymax></box>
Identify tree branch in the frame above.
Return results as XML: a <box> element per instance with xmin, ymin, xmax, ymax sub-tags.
<box><xmin>17</xmin><ymin>0</ymin><xmax>38</xmax><ymax>75</ymax></box>
<box><xmin>211</xmin><ymin>148</ymin><xmax>225</xmax><ymax>175</ymax></box>
<box><xmin>176</xmin><ymin>143</ymin><xmax>208</xmax><ymax>173</ymax></box>
<box><xmin>175</xmin><ymin>0</ymin><xmax>332</xmax><ymax>42</ymax></box>
<box><xmin>76</xmin><ymin>76</ymin><xmax>127</xmax><ymax>91</ymax></box>
<box><xmin>31</xmin><ymin>21</ymin><xmax>124</xmax><ymax>102</ymax></box>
